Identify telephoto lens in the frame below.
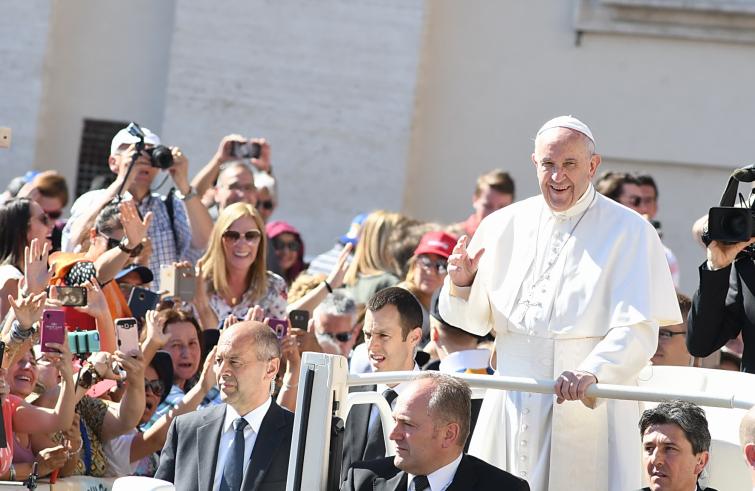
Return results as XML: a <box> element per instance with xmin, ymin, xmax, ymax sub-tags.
<box><xmin>147</xmin><ymin>145</ymin><xmax>174</xmax><ymax>169</ymax></box>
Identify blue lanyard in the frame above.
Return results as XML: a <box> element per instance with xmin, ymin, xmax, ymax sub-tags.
<box><xmin>79</xmin><ymin>418</ymin><xmax>92</xmax><ymax>476</ymax></box>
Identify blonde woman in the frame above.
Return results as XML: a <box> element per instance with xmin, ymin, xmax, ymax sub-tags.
<box><xmin>342</xmin><ymin>210</ymin><xmax>402</xmax><ymax>305</ymax></box>
<box><xmin>193</xmin><ymin>202</ymin><xmax>287</xmax><ymax>329</ymax></box>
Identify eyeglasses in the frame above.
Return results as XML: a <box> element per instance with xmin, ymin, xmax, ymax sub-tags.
<box><xmin>222</xmin><ymin>229</ymin><xmax>262</xmax><ymax>244</ymax></box>
<box><xmin>144</xmin><ymin>379</ymin><xmax>165</xmax><ymax>396</ymax></box>
<box><xmin>622</xmin><ymin>195</ymin><xmax>642</xmax><ymax>207</ymax></box>
<box><xmin>228</xmin><ymin>183</ymin><xmax>255</xmax><ymax>193</ymax></box>
<box><xmin>658</xmin><ymin>329</ymin><xmax>686</xmax><ymax>340</ymax></box>
<box><xmin>418</xmin><ymin>255</ymin><xmax>448</xmax><ymax>275</ymax></box>
<box><xmin>257</xmin><ymin>200</ymin><xmax>274</xmax><ymax>211</ymax></box>
<box><xmin>272</xmin><ymin>239</ymin><xmax>300</xmax><ymax>253</ymax></box>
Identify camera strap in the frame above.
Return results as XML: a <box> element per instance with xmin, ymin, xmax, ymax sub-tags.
<box><xmin>161</xmin><ymin>188</ymin><xmax>180</xmax><ymax>252</ymax></box>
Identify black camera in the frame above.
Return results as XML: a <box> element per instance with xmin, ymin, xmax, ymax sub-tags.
<box><xmin>145</xmin><ymin>145</ymin><xmax>174</xmax><ymax>169</ymax></box>
<box><xmin>126</xmin><ymin>122</ymin><xmax>173</xmax><ymax>169</ymax></box>
<box><xmin>704</xmin><ymin>164</ymin><xmax>755</xmax><ymax>251</ymax></box>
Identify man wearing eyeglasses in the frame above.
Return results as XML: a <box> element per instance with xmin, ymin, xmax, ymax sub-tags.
<box><xmin>313</xmin><ymin>290</ymin><xmax>360</xmax><ymax>358</ymax></box>
<box><xmin>651</xmin><ymin>293</ymin><xmax>693</xmax><ymax>367</ymax></box>
<box><xmin>214</xmin><ymin>161</ymin><xmax>258</xmax><ymax>212</ymax></box>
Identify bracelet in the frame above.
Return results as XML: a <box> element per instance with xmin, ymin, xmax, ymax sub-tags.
<box><xmin>10</xmin><ymin>320</ymin><xmax>34</xmax><ymax>342</ymax></box>
<box><xmin>323</xmin><ymin>280</ymin><xmax>333</xmax><ymax>293</ymax></box>
<box><xmin>69</xmin><ymin>438</ymin><xmax>83</xmax><ymax>454</ymax></box>
<box><xmin>8</xmin><ymin>463</ymin><xmax>14</xmax><ymax>481</ymax></box>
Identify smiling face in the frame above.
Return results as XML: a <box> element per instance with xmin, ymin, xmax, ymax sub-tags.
<box><xmin>216</xmin><ymin>166</ymin><xmax>257</xmax><ymax>210</ymax></box>
<box><xmin>363</xmin><ymin>305</ymin><xmax>420</xmax><ymax>373</ymax></box>
<box><xmin>222</xmin><ymin>216</ymin><xmax>262</xmax><ymax>274</ymax></box>
<box><xmin>413</xmin><ymin>253</ymin><xmax>447</xmax><ymax>295</ymax></box>
<box><xmin>164</xmin><ymin>321</ymin><xmax>201</xmax><ymax>389</ymax></box>
<box><xmin>272</xmin><ymin>232</ymin><xmax>300</xmax><ymax>272</ymax></box>
<box><xmin>26</xmin><ymin>201</ymin><xmax>53</xmax><ymax>248</ymax></box>
<box><xmin>8</xmin><ymin>351</ymin><xmax>38</xmax><ymax>397</ymax></box>
<box><xmin>642</xmin><ymin>423</ymin><xmax>708</xmax><ymax>491</ymax></box>
<box><xmin>532</xmin><ymin>128</ymin><xmax>600</xmax><ymax>212</ymax></box>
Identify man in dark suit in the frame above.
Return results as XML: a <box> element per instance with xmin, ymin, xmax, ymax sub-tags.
<box><xmin>636</xmin><ymin>400</ymin><xmax>718</xmax><ymax>491</ymax></box>
<box><xmin>341</xmin><ymin>287</ymin><xmax>424</xmax><ymax>481</ymax></box>
<box><xmin>156</xmin><ymin>320</ymin><xmax>294</xmax><ymax>491</ymax></box>
<box><xmin>342</xmin><ymin>372</ymin><xmax>529</xmax><ymax>491</ymax></box>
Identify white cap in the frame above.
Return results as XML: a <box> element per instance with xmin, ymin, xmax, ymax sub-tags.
<box><xmin>536</xmin><ymin>115</ymin><xmax>595</xmax><ymax>145</ymax></box>
<box><xmin>110</xmin><ymin>126</ymin><xmax>161</xmax><ymax>155</ymax></box>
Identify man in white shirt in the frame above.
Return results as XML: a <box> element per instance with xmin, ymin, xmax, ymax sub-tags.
<box><xmin>156</xmin><ymin>321</ymin><xmax>294</xmax><ymax>491</ymax></box>
<box><xmin>341</xmin><ymin>372</ymin><xmax>529</xmax><ymax>491</ymax></box>
<box><xmin>440</xmin><ymin>116</ymin><xmax>681</xmax><ymax>490</ymax></box>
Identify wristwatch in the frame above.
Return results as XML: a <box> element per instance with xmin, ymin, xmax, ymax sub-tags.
<box><xmin>175</xmin><ymin>186</ymin><xmax>197</xmax><ymax>201</ymax></box>
<box><xmin>118</xmin><ymin>238</ymin><xmax>143</xmax><ymax>257</ymax></box>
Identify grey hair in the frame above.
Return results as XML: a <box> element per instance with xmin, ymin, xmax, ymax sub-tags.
<box><xmin>532</xmin><ymin>129</ymin><xmax>595</xmax><ymax>155</ymax></box>
<box><xmin>314</xmin><ymin>291</ymin><xmax>357</xmax><ymax>321</ymax></box>
<box><xmin>639</xmin><ymin>400</ymin><xmax>711</xmax><ymax>455</ymax></box>
<box><xmin>414</xmin><ymin>372</ymin><xmax>471</xmax><ymax>447</ymax></box>
<box><xmin>217</xmin><ymin>160</ymin><xmax>256</xmax><ymax>184</ymax></box>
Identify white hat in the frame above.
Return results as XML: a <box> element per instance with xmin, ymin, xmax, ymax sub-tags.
<box><xmin>536</xmin><ymin>115</ymin><xmax>595</xmax><ymax>145</ymax></box>
<box><xmin>110</xmin><ymin>126</ymin><xmax>161</xmax><ymax>155</ymax></box>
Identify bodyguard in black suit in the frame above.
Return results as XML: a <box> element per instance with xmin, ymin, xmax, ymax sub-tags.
<box><xmin>156</xmin><ymin>321</ymin><xmax>294</xmax><ymax>491</ymax></box>
<box><xmin>687</xmin><ymin>242</ymin><xmax>754</xmax><ymax>373</ymax></box>
<box><xmin>342</xmin><ymin>288</ymin><xmax>425</xmax><ymax>481</ymax></box>
<box><xmin>342</xmin><ymin>372</ymin><xmax>529</xmax><ymax>491</ymax></box>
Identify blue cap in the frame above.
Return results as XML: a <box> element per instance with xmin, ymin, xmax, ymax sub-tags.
<box><xmin>115</xmin><ymin>264</ymin><xmax>154</xmax><ymax>284</ymax></box>
<box><xmin>339</xmin><ymin>213</ymin><xmax>367</xmax><ymax>247</ymax></box>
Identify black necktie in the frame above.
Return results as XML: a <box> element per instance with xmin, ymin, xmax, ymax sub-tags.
<box><xmin>363</xmin><ymin>388</ymin><xmax>399</xmax><ymax>460</ymax></box>
<box><xmin>412</xmin><ymin>475</ymin><xmax>430</xmax><ymax>491</ymax></box>
<box><xmin>220</xmin><ymin>417</ymin><xmax>248</xmax><ymax>491</ymax></box>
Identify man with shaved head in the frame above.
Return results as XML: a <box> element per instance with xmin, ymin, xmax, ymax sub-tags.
<box><xmin>440</xmin><ymin>116</ymin><xmax>681</xmax><ymax>490</ymax></box>
<box><xmin>156</xmin><ymin>321</ymin><xmax>294</xmax><ymax>491</ymax></box>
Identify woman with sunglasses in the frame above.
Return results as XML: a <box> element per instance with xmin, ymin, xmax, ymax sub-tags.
<box><xmin>0</xmin><ymin>197</ymin><xmax>55</xmax><ymax>319</ymax></box>
<box><xmin>266</xmin><ymin>220</ymin><xmax>308</xmax><ymax>286</ymax></box>
<box><xmin>193</xmin><ymin>202</ymin><xmax>287</xmax><ymax>330</ymax></box>
<box><xmin>397</xmin><ymin>231</ymin><xmax>457</xmax><ymax>344</ymax></box>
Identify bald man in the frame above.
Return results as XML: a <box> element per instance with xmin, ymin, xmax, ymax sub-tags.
<box><xmin>156</xmin><ymin>321</ymin><xmax>294</xmax><ymax>491</ymax></box>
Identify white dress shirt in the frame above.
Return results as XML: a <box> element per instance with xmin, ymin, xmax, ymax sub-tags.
<box><xmin>212</xmin><ymin>398</ymin><xmax>272</xmax><ymax>491</ymax></box>
<box><xmin>407</xmin><ymin>453</ymin><xmax>463</xmax><ymax>491</ymax></box>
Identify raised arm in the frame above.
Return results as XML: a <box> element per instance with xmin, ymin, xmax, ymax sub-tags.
<box><xmin>100</xmin><ymin>350</ymin><xmax>146</xmax><ymax>441</ymax></box>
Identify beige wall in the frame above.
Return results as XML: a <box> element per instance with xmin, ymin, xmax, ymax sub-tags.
<box><xmin>33</xmin><ymin>0</ymin><xmax>176</xmax><ymax>195</ymax></box>
<box><xmin>405</xmin><ymin>0</ymin><xmax>755</xmax><ymax>295</ymax></box>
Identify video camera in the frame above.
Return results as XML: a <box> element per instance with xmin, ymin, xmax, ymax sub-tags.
<box><xmin>704</xmin><ymin>164</ymin><xmax>755</xmax><ymax>256</ymax></box>
<box><xmin>126</xmin><ymin>122</ymin><xmax>173</xmax><ymax>169</ymax></box>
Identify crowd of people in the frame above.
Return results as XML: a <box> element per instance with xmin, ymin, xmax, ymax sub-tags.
<box><xmin>0</xmin><ymin>115</ymin><xmax>750</xmax><ymax>491</ymax></box>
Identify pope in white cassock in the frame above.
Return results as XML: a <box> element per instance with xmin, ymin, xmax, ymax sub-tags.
<box><xmin>439</xmin><ymin>116</ymin><xmax>682</xmax><ymax>491</ymax></box>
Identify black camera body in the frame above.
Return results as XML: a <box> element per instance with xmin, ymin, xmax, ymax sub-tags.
<box><xmin>126</xmin><ymin>122</ymin><xmax>173</xmax><ymax>169</ymax></box>
<box><xmin>707</xmin><ymin>206</ymin><xmax>755</xmax><ymax>243</ymax></box>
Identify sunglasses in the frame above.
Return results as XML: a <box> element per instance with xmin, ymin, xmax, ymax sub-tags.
<box><xmin>257</xmin><ymin>200</ymin><xmax>274</xmax><ymax>210</ymax></box>
<box><xmin>623</xmin><ymin>195</ymin><xmax>642</xmax><ymax>207</ymax></box>
<box><xmin>222</xmin><ymin>229</ymin><xmax>262</xmax><ymax>244</ymax></box>
<box><xmin>272</xmin><ymin>239</ymin><xmax>300</xmax><ymax>253</ymax></box>
<box><xmin>658</xmin><ymin>329</ymin><xmax>686</xmax><ymax>340</ymax></box>
<box><xmin>322</xmin><ymin>331</ymin><xmax>353</xmax><ymax>343</ymax></box>
<box><xmin>418</xmin><ymin>255</ymin><xmax>448</xmax><ymax>275</ymax></box>
<box><xmin>144</xmin><ymin>379</ymin><xmax>165</xmax><ymax>396</ymax></box>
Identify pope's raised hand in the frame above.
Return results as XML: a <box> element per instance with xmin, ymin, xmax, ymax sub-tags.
<box><xmin>447</xmin><ymin>235</ymin><xmax>484</xmax><ymax>288</ymax></box>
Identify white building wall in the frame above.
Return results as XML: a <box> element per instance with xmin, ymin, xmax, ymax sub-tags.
<box><xmin>0</xmin><ymin>1</ymin><xmax>52</xmax><ymax>179</ymax></box>
<box><xmin>161</xmin><ymin>0</ymin><xmax>426</xmax><ymax>256</ymax></box>
<box><xmin>405</xmin><ymin>0</ymin><xmax>755</xmax><ymax>295</ymax></box>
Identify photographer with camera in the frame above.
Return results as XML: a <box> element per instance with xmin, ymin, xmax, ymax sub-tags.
<box><xmin>687</xmin><ymin>165</ymin><xmax>755</xmax><ymax>373</ymax></box>
<box><xmin>62</xmin><ymin>125</ymin><xmax>213</xmax><ymax>289</ymax></box>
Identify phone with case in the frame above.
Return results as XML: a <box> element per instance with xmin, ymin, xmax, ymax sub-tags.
<box><xmin>267</xmin><ymin>318</ymin><xmax>288</xmax><ymax>340</ymax></box>
<box><xmin>115</xmin><ymin>317</ymin><xmax>140</xmax><ymax>354</ymax></box>
<box><xmin>128</xmin><ymin>287</ymin><xmax>160</xmax><ymax>320</ymax></box>
<box><xmin>40</xmin><ymin>309</ymin><xmax>66</xmax><ymax>352</ymax></box>
<box><xmin>160</xmin><ymin>264</ymin><xmax>195</xmax><ymax>300</ymax></box>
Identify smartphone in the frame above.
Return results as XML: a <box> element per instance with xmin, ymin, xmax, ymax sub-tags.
<box><xmin>115</xmin><ymin>317</ymin><xmax>140</xmax><ymax>354</ymax></box>
<box><xmin>288</xmin><ymin>310</ymin><xmax>310</xmax><ymax>331</ymax></box>
<box><xmin>40</xmin><ymin>309</ymin><xmax>67</xmax><ymax>352</ymax></box>
<box><xmin>55</xmin><ymin>286</ymin><xmax>87</xmax><ymax>307</ymax></box>
<box><xmin>231</xmin><ymin>141</ymin><xmax>261</xmax><ymax>159</ymax></box>
<box><xmin>128</xmin><ymin>287</ymin><xmax>160</xmax><ymax>320</ymax></box>
<box><xmin>268</xmin><ymin>318</ymin><xmax>288</xmax><ymax>340</ymax></box>
<box><xmin>160</xmin><ymin>264</ymin><xmax>196</xmax><ymax>300</ymax></box>
<box><xmin>68</xmin><ymin>331</ymin><xmax>101</xmax><ymax>355</ymax></box>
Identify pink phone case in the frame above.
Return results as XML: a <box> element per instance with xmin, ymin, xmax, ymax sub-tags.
<box><xmin>115</xmin><ymin>318</ymin><xmax>140</xmax><ymax>354</ymax></box>
<box><xmin>40</xmin><ymin>309</ymin><xmax>66</xmax><ymax>352</ymax></box>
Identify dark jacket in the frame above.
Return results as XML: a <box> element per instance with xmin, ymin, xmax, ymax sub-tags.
<box><xmin>155</xmin><ymin>401</ymin><xmax>294</xmax><ymax>491</ymax></box>
<box><xmin>687</xmin><ymin>259</ymin><xmax>754</xmax><ymax>373</ymax></box>
<box><xmin>341</xmin><ymin>455</ymin><xmax>530</xmax><ymax>491</ymax></box>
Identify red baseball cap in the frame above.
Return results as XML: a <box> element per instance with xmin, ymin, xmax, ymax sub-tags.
<box><xmin>413</xmin><ymin>231</ymin><xmax>457</xmax><ymax>259</ymax></box>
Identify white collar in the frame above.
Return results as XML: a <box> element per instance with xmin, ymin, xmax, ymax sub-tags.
<box><xmin>439</xmin><ymin>349</ymin><xmax>491</xmax><ymax>374</ymax></box>
<box><xmin>548</xmin><ymin>183</ymin><xmax>597</xmax><ymax>220</ymax></box>
<box><xmin>222</xmin><ymin>398</ymin><xmax>272</xmax><ymax>434</ymax></box>
<box><xmin>408</xmin><ymin>452</ymin><xmax>463</xmax><ymax>491</ymax></box>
